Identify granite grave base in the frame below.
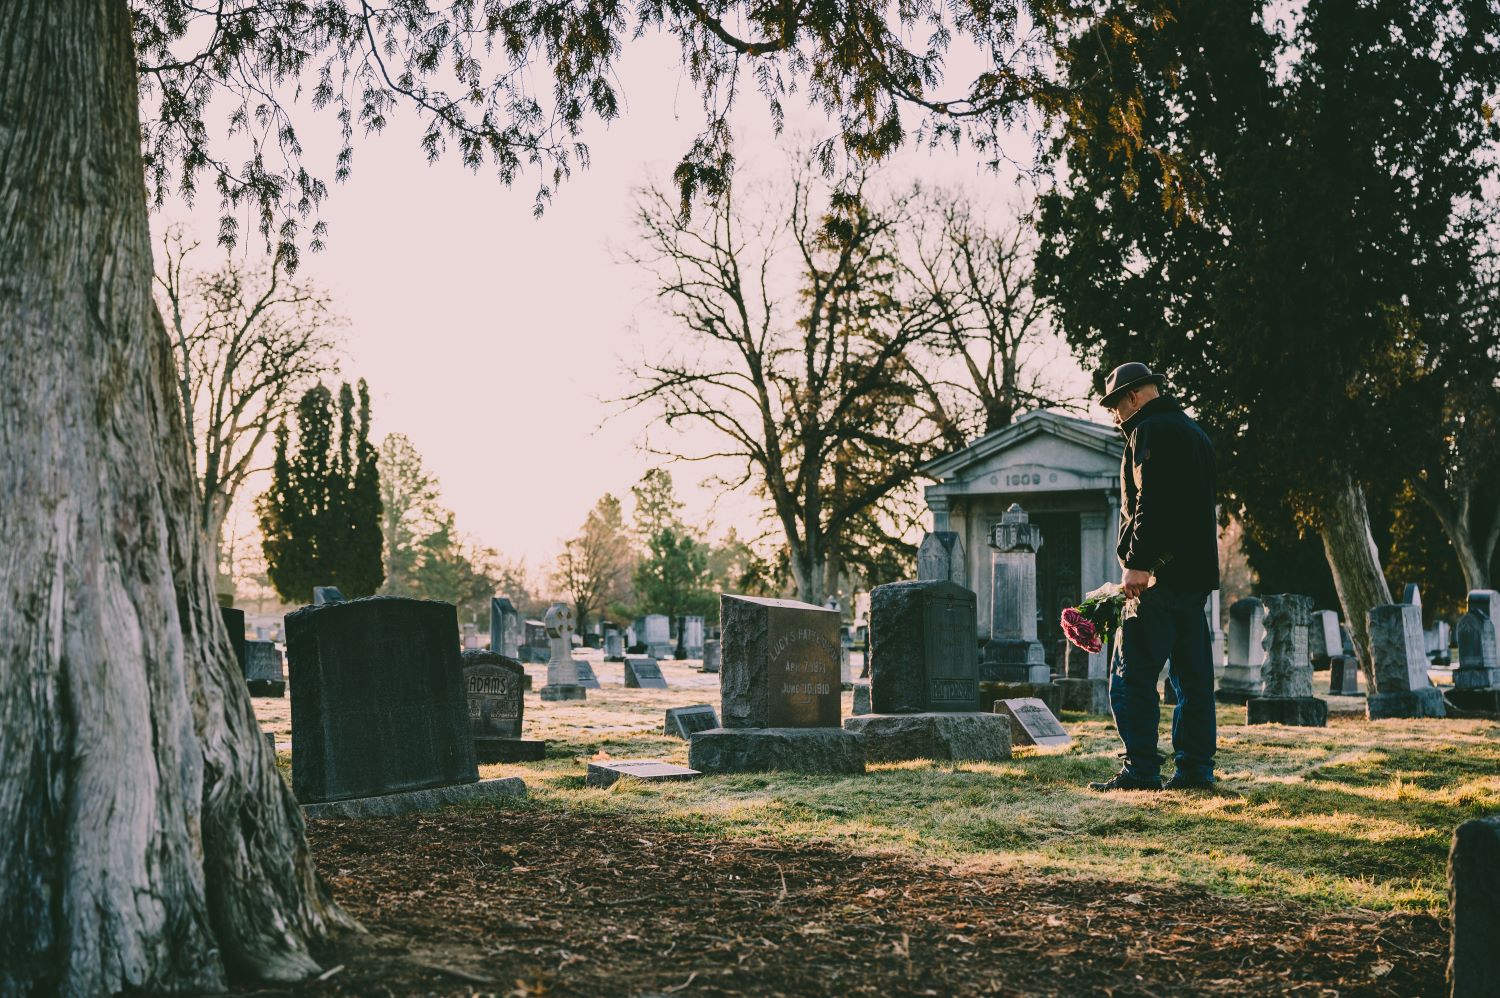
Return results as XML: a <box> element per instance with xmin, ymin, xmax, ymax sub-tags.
<box><xmin>301</xmin><ymin>776</ymin><xmax>527</xmax><ymax>820</ymax></box>
<box><xmin>1056</xmin><ymin>677</ymin><xmax>1109</xmax><ymax>715</ymax></box>
<box><xmin>586</xmin><ymin>760</ymin><xmax>701</xmax><ymax>788</ymax></box>
<box><xmin>1445</xmin><ymin>689</ymin><xmax>1500</xmax><ymax>718</ymax></box>
<box><xmin>1366</xmin><ymin>687</ymin><xmax>1448</xmax><ymax>719</ymax></box>
<box><xmin>1247</xmin><ymin>696</ymin><xmax>1328</xmax><ymax>727</ymax></box>
<box><xmin>247</xmin><ymin>679</ymin><xmax>286</xmax><ymax>698</ymax></box>
<box><xmin>979</xmin><ymin>680</ymin><xmax>1060</xmax><ymax>717</ymax></box>
<box><xmin>540</xmin><ymin>684</ymin><xmax>587</xmax><ymax>702</ymax></box>
<box><xmin>688</xmin><ymin>727</ymin><xmax>865</xmax><ymax>775</ymax></box>
<box><xmin>474</xmin><ymin>738</ymin><xmax>547</xmax><ymax>763</ymax></box>
<box><xmin>842</xmin><ymin>713</ymin><xmax>1011</xmax><ymax>763</ymax></box>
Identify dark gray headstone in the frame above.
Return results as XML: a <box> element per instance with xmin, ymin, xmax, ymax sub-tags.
<box><xmin>1328</xmin><ymin>655</ymin><xmax>1362</xmax><ymax>696</ymax></box>
<box><xmin>720</xmin><ymin>594</ymin><xmax>841</xmax><ymax>728</ymax></box>
<box><xmin>288</xmin><ymin>596</ymin><xmax>477</xmax><ymax>805</ymax></box>
<box><xmin>489</xmin><ymin>596</ymin><xmax>520</xmax><ymax>657</ymax></box>
<box><xmin>462</xmin><ymin>650</ymin><xmax>525</xmax><ymax>739</ymax></box>
<box><xmin>573</xmin><ymin>658</ymin><xmax>601</xmax><ymax>689</ymax></box>
<box><xmin>916</xmin><ymin>531</ymin><xmax>966</xmax><ymax>585</ymax></box>
<box><xmin>1368</xmin><ymin>603</ymin><xmax>1434</xmax><ymax>693</ymax></box>
<box><xmin>1449</xmin><ymin>814</ymin><xmax>1500</xmax><ymax>997</ymax></box>
<box><xmin>1455</xmin><ymin>590</ymin><xmax>1500</xmax><ymax>690</ymax></box>
<box><xmin>312</xmin><ymin>586</ymin><xmax>346</xmax><ymax>605</ymax></box>
<box><xmin>221</xmin><ymin>606</ymin><xmax>247</xmax><ymax>677</ymax></box>
<box><xmin>624</xmin><ymin>656</ymin><xmax>668</xmax><ymax>689</ymax></box>
<box><xmin>664</xmin><ymin>704</ymin><xmax>720</xmax><ymax>738</ymax></box>
<box><xmin>244</xmin><ymin>640</ymin><xmax>285</xmax><ymax>697</ymax></box>
<box><xmin>1310</xmin><ymin>610</ymin><xmax>1341</xmax><ymax>668</ymax></box>
<box><xmin>869</xmin><ymin>580</ymin><xmax>980</xmax><ymax>713</ymax></box>
<box><xmin>700</xmin><ymin>638</ymin><xmax>721</xmax><ymax>674</ymax></box>
<box><xmin>521</xmin><ymin>620</ymin><xmax>549</xmax><ymax>663</ymax></box>
<box><xmin>994</xmin><ymin>697</ymin><xmax>1072</xmax><ymax>749</ymax></box>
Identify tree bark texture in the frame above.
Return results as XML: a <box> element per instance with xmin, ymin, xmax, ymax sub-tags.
<box><xmin>1316</xmin><ymin>474</ymin><xmax>1394</xmax><ymax>687</ymax></box>
<box><xmin>0</xmin><ymin>2</ymin><xmax>353</xmax><ymax>992</ymax></box>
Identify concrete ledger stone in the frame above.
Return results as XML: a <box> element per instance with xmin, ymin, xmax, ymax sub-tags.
<box><xmin>688</xmin><ymin>727</ymin><xmax>865</xmax><ymax>774</ymax></box>
<box><xmin>301</xmin><ymin>776</ymin><xmax>526</xmax><ymax>820</ymax></box>
<box><xmin>1056</xmin><ymin>677</ymin><xmax>1109</xmax><ymax>715</ymax></box>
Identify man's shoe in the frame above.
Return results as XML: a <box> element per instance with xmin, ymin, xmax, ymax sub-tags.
<box><xmin>1088</xmin><ymin>769</ymin><xmax>1163</xmax><ymax>792</ymax></box>
<box><xmin>1164</xmin><ymin>772</ymin><xmax>1216</xmax><ymax>790</ymax></box>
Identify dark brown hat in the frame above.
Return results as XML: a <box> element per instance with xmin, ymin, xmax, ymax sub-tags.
<box><xmin>1099</xmin><ymin>362</ymin><xmax>1167</xmax><ymax>408</ymax></box>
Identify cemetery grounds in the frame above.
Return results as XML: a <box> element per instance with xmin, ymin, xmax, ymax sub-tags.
<box><xmin>250</xmin><ymin>654</ymin><xmax>1492</xmax><ymax>996</ymax></box>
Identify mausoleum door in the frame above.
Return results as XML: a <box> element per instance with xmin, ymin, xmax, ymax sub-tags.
<box><xmin>1032</xmin><ymin>512</ymin><xmax>1082</xmax><ymax>668</ymax></box>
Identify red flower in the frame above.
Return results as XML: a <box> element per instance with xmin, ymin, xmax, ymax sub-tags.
<box><xmin>1061</xmin><ymin>606</ymin><xmax>1102</xmax><ymax>653</ymax></box>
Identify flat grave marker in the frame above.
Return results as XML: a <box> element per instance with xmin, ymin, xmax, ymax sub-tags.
<box><xmin>664</xmin><ymin>704</ymin><xmax>719</xmax><ymax>738</ymax></box>
<box><xmin>624</xmin><ymin>656</ymin><xmax>669</xmax><ymax>690</ymax></box>
<box><xmin>993</xmin><ymin>697</ymin><xmax>1072</xmax><ymax>749</ymax></box>
<box><xmin>586</xmin><ymin>760</ymin><xmax>701</xmax><ymax>788</ymax></box>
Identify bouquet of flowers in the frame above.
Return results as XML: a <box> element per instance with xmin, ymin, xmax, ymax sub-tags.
<box><xmin>1060</xmin><ymin>583</ymin><xmax>1128</xmax><ymax>654</ymax></box>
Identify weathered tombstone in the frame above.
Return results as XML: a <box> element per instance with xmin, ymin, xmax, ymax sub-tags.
<box><xmin>1449</xmin><ymin>814</ymin><xmax>1500</xmax><ymax>998</ymax></box>
<box><xmin>1204</xmin><ymin>590</ymin><xmax>1226</xmax><ymax>675</ymax></box>
<box><xmin>839</xmin><ymin>627</ymin><xmax>854</xmax><ymax>685</ymax></box>
<box><xmin>1428</xmin><ymin>621</ymin><xmax>1453</xmax><ymax>665</ymax></box>
<box><xmin>682</xmin><ymin>616</ymin><xmax>706</xmax><ymax>659</ymax></box>
<box><xmin>1366</xmin><ymin>603</ymin><xmax>1447</xmax><ymax>718</ymax></box>
<box><xmin>664</xmin><ymin>704</ymin><xmax>720</xmax><ymax>738</ymax></box>
<box><xmin>688</xmin><ymin>594</ymin><xmax>865</xmax><ymax>774</ymax></box>
<box><xmin>462</xmin><ymin>650</ymin><xmax>545</xmax><ymax>762</ymax></box>
<box><xmin>643</xmin><ymin>614</ymin><xmax>673</xmax><ymax>659</ymax></box>
<box><xmin>916</xmin><ymin>531</ymin><xmax>967</xmax><ymax>586</ymax></box>
<box><xmin>221</xmin><ymin>606</ymin><xmax>247</xmax><ymax>679</ymax></box>
<box><xmin>1448</xmin><ymin>590</ymin><xmax>1500</xmax><ymax>715</ymax></box>
<box><xmin>843</xmin><ymin>580</ymin><xmax>1010</xmax><ymax>762</ymax></box>
<box><xmin>603</xmin><ymin>629</ymin><xmax>626</xmax><ymax>662</ymax></box>
<box><xmin>312</xmin><ymin>586</ymin><xmax>345</xmax><ymax>606</ymax></box>
<box><xmin>244</xmin><ymin>640</ymin><xmax>286</xmax><ymax>697</ymax></box>
<box><xmin>521</xmin><ymin>619</ymin><xmax>549</xmax><ymax>663</ymax></box>
<box><xmin>586</xmin><ymin>760</ymin><xmax>701</xmax><ymax>788</ymax></box>
<box><xmin>1058</xmin><ymin>641</ymin><xmax>1110</xmax><ymax>714</ymax></box>
<box><xmin>539</xmin><ymin>603</ymin><xmax>587</xmax><ymax>701</ymax></box>
<box><xmin>993</xmin><ymin>697</ymin><xmax>1073</xmax><ymax>750</ymax></box>
<box><xmin>700</xmin><ymin>638</ymin><xmax>722</xmax><ymax>674</ymax></box>
<box><xmin>1402</xmin><ymin>583</ymin><xmax>1422</xmax><ymax>608</ymax></box>
<box><xmin>1310</xmin><ymin>610</ymin><xmax>1341</xmax><ymax>670</ymax></box>
<box><xmin>489</xmin><ymin>596</ymin><xmax>521</xmax><ymax>658</ymax></box>
<box><xmin>1247</xmin><ymin>594</ymin><xmax>1327</xmax><ymax>726</ymax></box>
<box><xmin>980</xmin><ymin>505</ymin><xmax>1049</xmax><ymax>687</ymax></box>
<box><xmin>462</xmin><ymin>622</ymin><xmax>480</xmax><ymax>650</ymax></box>
<box><xmin>572</xmin><ymin>658</ymin><xmax>600</xmax><ymax>689</ymax></box>
<box><xmin>287</xmin><ymin>596</ymin><xmax>525</xmax><ymax>816</ymax></box>
<box><xmin>624</xmin><ymin>656</ymin><xmax>669</xmax><ymax>690</ymax></box>
<box><xmin>851</xmin><ymin>682</ymin><xmax>871</xmax><ymax>716</ymax></box>
<box><xmin>1328</xmin><ymin>655</ymin><xmax>1362</xmax><ymax>696</ymax></box>
<box><xmin>1217</xmin><ymin>597</ymin><xmax>1266</xmax><ymax>703</ymax></box>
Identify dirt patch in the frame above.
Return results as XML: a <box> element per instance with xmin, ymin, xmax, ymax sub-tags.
<box><xmin>246</xmin><ymin>803</ymin><xmax>1445</xmax><ymax>996</ymax></box>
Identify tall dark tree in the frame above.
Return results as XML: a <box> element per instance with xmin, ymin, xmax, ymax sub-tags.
<box><xmin>258</xmin><ymin>381</ymin><xmax>383</xmax><ymax>602</ymax></box>
<box><xmin>1035</xmin><ymin>0</ymin><xmax>1500</xmax><ymax>676</ymax></box>
<box><xmin>5</xmin><ymin>0</ymin><xmax>1161</xmax><ymax>988</ymax></box>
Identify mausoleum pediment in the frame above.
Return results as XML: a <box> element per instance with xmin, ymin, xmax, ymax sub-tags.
<box><xmin>921</xmin><ymin>410</ymin><xmax>1122</xmax><ymax>495</ymax></box>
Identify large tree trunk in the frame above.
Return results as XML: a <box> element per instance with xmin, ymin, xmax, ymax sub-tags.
<box><xmin>0</xmin><ymin>3</ymin><xmax>353</xmax><ymax>992</ymax></box>
<box><xmin>1316</xmin><ymin>474</ymin><xmax>1393</xmax><ymax>688</ymax></box>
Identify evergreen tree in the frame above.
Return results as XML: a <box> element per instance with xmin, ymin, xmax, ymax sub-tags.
<box><xmin>257</xmin><ymin>380</ymin><xmax>384</xmax><ymax>602</ymax></box>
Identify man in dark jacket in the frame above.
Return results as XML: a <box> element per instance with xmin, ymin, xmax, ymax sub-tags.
<box><xmin>1089</xmin><ymin>362</ymin><xmax>1220</xmax><ymax>792</ymax></box>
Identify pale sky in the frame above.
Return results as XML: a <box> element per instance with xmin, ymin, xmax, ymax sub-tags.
<box><xmin>156</xmin><ymin>31</ymin><xmax>1095</xmax><ymax>579</ymax></box>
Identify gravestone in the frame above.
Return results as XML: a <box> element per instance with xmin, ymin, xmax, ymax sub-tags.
<box><xmin>221</xmin><ymin>606</ymin><xmax>247</xmax><ymax>680</ymax></box>
<box><xmin>688</xmin><ymin>594</ymin><xmax>865</xmax><ymax>774</ymax></box>
<box><xmin>1058</xmin><ymin>642</ymin><xmax>1109</xmax><ymax>714</ymax></box>
<box><xmin>1311</xmin><ymin>610</ymin><xmax>1341</xmax><ymax>670</ymax></box>
<box><xmin>1448</xmin><ymin>590</ymin><xmax>1500</xmax><ymax>715</ymax></box>
<box><xmin>572</xmin><ymin>658</ymin><xmax>600</xmax><ymax>689</ymax></box>
<box><xmin>288</xmin><ymin>596</ymin><xmax>520</xmax><ymax>811</ymax></box>
<box><xmin>244</xmin><ymin>640</ymin><xmax>286</xmax><ymax>697</ymax></box>
<box><xmin>462</xmin><ymin>650</ymin><xmax>545</xmax><ymax>763</ymax></box>
<box><xmin>521</xmin><ymin>619</ymin><xmax>549</xmax><ymax>663</ymax></box>
<box><xmin>844</xmin><ymin>580</ymin><xmax>1010</xmax><ymax>762</ymax></box>
<box><xmin>539</xmin><ymin>603</ymin><xmax>587</xmax><ymax>701</ymax></box>
<box><xmin>700</xmin><ymin>638</ymin><xmax>722</xmax><ymax>674</ymax></box>
<box><xmin>1206</xmin><ymin>590</ymin><xmax>1225</xmax><ymax>675</ymax></box>
<box><xmin>980</xmin><ymin>505</ymin><xmax>1050</xmax><ymax>686</ymax></box>
<box><xmin>642</xmin><ymin>614</ymin><xmax>673</xmax><ymax>659</ymax></box>
<box><xmin>839</xmin><ymin>627</ymin><xmax>855</xmax><ymax>685</ymax></box>
<box><xmin>916</xmin><ymin>531</ymin><xmax>966</xmax><ymax>586</ymax></box>
<box><xmin>1247</xmin><ymin>594</ymin><xmax>1327</xmax><ymax>727</ymax></box>
<box><xmin>993</xmin><ymin>697</ymin><xmax>1072</xmax><ymax>749</ymax></box>
<box><xmin>462</xmin><ymin>622</ymin><xmax>480</xmax><ymax>650</ymax></box>
<box><xmin>489</xmin><ymin>597</ymin><xmax>521</xmax><ymax>658</ymax></box>
<box><xmin>852</xmin><ymin>682</ymin><xmax>871</xmax><ymax>716</ymax></box>
<box><xmin>1428</xmin><ymin>621</ymin><xmax>1453</xmax><ymax>666</ymax></box>
<box><xmin>624</xmin><ymin>656</ymin><xmax>669</xmax><ymax>690</ymax></box>
<box><xmin>1218</xmin><ymin>597</ymin><xmax>1266</xmax><ymax>704</ymax></box>
<box><xmin>586</xmin><ymin>760</ymin><xmax>701</xmax><ymax>788</ymax></box>
<box><xmin>1366</xmin><ymin>603</ymin><xmax>1447</xmax><ymax>718</ymax></box>
<box><xmin>312</xmin><ymin>586</ymin><xmax>345</xmax><ymax>606</ymax></box>
<box><xmin>604</xmin><ymin>629</ymin><xmax>626</xmax><ymax>662</ymax></box>
<box><xmin>1449</xmin><ymin>814</ymin><xmax>1500</xmax><ymax>998</ymax></box>
<box><xmin>664</xmin><ymin>704</ymin><xmax>719</xmax><ymax>738</ymax></box>
<box><xmin>683</xmin><ymin>616</ymin><xmax>706</xmax><ymax>659</ymax></box>
<box><xmin>1329</xmin><ymin>656</ymin><xmax>1362</xmax><ymax>696</ymax></box>
<box><xmin>1403</xmin><ymin>583</ymin><xmax>1422</xmax><ymax>608</ymax></box>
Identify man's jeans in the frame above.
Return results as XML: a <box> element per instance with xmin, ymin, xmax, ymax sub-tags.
<box><xmin>1109</xmin><ymin>583</ymin><xmax>1216</xmax><ymax>781</ymax></box>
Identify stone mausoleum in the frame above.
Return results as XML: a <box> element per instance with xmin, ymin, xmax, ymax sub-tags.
<box><xmin>919</xmin><ymin>410</ymin><xmax>1128</xmax><ymax>662</ymax></box>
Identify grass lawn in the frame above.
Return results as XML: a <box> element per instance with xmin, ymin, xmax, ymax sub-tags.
<box><xmin>267</xmin><ymin>653</ymin><xmax>1500</xmax><ymax>916</ymax></box>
